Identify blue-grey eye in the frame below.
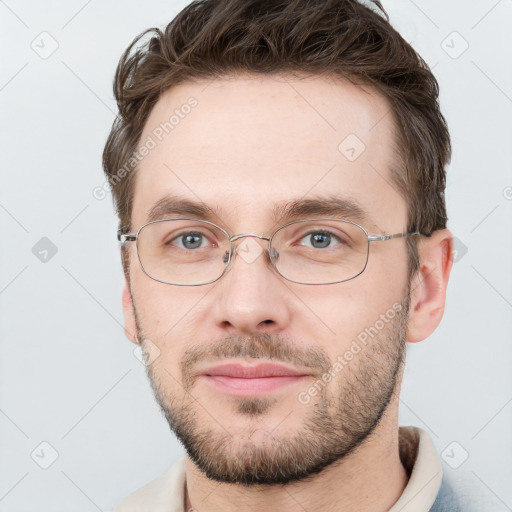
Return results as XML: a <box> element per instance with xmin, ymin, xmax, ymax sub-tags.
<box><xmin>309</xmin><ymin>232</ymin><xmax>331</xmax><ymax>248</ymax></box>
<box><xmin>299</xmin><ymin>231</ymin><xmax>340</xmax><ymax>249</ymax></box>
<box><xmin>172</xmin><ymin>232</ymin><xmax>207</xmax><ymax>250</ymax></box>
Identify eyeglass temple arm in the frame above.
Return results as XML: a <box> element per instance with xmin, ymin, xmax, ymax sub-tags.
<box><xmin>368</xmin><ymin>231</ymin><xmax>432</xmax><ymax>242</ymax></box>
<box><xmin>117</xmin><ymin>227</ymin><xmax>136</xmax><ymax>243</ymax></box>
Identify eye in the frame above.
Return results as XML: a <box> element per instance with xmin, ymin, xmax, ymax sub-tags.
<box><xmin>169</xmin><ymin>231</ymin><xmax>212</xmax><ymax>250</ymax></box>
<box><xmin>298</xmin><ymin>230</ymin><xmax>344</xmax><ymax>249</ymax></box>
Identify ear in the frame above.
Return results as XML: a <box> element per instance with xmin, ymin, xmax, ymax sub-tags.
<box><xmin>406</xmin><ymin>229</ymin><xmax>454</xmax><ymax>343</ymax></box>
<box><xmin>122</xmin><ymin>281</ymin><xmax>139</xmax><ymax>345</ymax></box>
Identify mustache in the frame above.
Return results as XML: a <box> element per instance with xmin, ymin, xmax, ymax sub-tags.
<box><xmin>180</xmin><ymin>332</ymin><xmax>332</xmax><ymax>389</ymax></box>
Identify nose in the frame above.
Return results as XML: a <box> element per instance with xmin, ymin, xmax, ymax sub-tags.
<box><xmin>212</xmin><ymin>235</ymin><xmax>292</xmax><ymax>335</ymax></box>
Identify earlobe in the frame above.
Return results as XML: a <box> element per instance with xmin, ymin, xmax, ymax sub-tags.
<box><xmin>122</xmin><ymin>281</ymin><xmax>139</xmax><ymax>344</ymax></box>
<box><xmin>406</xmin><ymin>229</ymin><xmax>454</xmax><ymax>343</ymax></box>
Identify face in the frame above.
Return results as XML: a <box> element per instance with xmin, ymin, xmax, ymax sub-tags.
<box><xmin>124</xmin><ymin>74</ymin><xmax>412</xmax><ymax>485</ymax></box>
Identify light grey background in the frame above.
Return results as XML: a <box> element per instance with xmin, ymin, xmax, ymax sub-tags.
<box><xmin>0</xmin><ymin>1</ymin><xmax>511</xmax><ymax>510</ymax></box>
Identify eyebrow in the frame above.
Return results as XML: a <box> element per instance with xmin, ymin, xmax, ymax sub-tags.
<box><xmin>272</xmin><ymin>195</ymin><xmax>369</xmax><ymax>224</ymax></box>
<box><xmin>145</xmin><ymin>194</ymin><xmax>369</xmax><ymax>227</ymax></box>
<box><xmin>147</xmin><ymin>195</ymin><xmax>226</xmax><ymax>223</ymax></box>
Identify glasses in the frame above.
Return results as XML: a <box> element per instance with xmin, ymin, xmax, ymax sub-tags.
<box><xmin>118</xmin><ymin>218</ymin><xmax>428</xmax><ymax>286</ymax></box>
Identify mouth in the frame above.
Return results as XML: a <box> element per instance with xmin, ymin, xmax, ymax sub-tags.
<box><xmin>198</xmin><ymin>361</ymin><xmax>312</xmax><ymax>397</ymax></box>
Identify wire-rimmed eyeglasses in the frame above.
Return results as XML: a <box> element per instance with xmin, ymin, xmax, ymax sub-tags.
<box><xmin>118</xmin><ymin>218</ymin><xmax>429</xmax><ymax>286</ymax></box>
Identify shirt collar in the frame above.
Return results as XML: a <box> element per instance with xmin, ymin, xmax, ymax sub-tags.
<box><xmin>114</xmin><ymin>426</ymin><xmax>442</xmax><ymax>512</ymax></box>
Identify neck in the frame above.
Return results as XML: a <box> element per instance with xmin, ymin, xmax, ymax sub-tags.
<box><xmin>183</xmin><ymin>404</ymin><xmax>408</xmax><ymax>512</ymax></box>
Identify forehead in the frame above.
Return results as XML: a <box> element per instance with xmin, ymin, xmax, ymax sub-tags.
<box><xmin>131</xmin><ymin>74</ymin><xmax>406</xmax><ymax>231</ymax></box>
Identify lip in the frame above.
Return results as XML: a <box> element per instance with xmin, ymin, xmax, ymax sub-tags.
<box><xmin>198</xmin><ymin>361</ymin><xmax>312</xmax><ymax>397</ymax></box>
<box><xmin>200</xmin><ymin>362</ymin><xmax>309</xmax><ymax>378</ymax></box>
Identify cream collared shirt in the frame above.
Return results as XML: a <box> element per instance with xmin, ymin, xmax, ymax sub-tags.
<box><xmin>114</xmin><ymin>426</ymin><xmax>443</xmax><ymax>512</ymax></box>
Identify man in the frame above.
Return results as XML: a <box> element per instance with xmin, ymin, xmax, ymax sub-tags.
<box><xmin>103</xmin><ymin>1</ymin><xmax>461</xmax><ymax>510</ymax></box>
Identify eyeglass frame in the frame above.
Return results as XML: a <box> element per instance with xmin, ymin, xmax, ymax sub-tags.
<box><xmin>117</xmin><ymin>218</ymin><xmax>431</xmax><ymax>286</ymax></box>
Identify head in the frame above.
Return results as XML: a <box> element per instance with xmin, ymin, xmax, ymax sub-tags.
<box><xmin>103</xmin><ymin>0</ymin><xmax>453</xmax><ymax>485</ymax></box>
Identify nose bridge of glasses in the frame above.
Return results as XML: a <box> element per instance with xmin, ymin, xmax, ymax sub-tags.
<box><xmin>230</xmin><ymin>233</ymin><xmax>269</xmax><ymax>243</ymax></box>
<box><xmin>228</xmin><ymin>233</ymin><xmax>277</xmax><ymax>263</ymax></box>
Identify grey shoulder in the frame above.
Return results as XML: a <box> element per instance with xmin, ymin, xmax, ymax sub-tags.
<box><xmin>430</xmin><ymin>472</ymin><xmax>507</xmax><ymax>512</ymax></box>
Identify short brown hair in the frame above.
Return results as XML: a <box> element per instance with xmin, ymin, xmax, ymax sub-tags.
<box><xmin>103</xmin><ymin>0</ymin><xmax>451</xmax><ymax>277</ymax></box>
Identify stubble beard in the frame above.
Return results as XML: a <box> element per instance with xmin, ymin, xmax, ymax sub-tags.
<box><xmin>136</xmin><ymin>294</ymin><xmax>409</xmax><ymax>486</ymax></box>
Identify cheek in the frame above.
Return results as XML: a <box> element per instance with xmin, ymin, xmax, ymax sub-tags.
<box><xmin>294</xmin><ymin>268</ymin><xmax>407</xmax><ymax>358</ymax></box>
<box><xmin>150</xmin><ymin>351</ymin><xmax>180</xmax><ymax>386</ymax></box>
<box><xmin>130</xmin><ymin>268</ymin><xmax>198</xmax><ymax>337</ymax></box>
